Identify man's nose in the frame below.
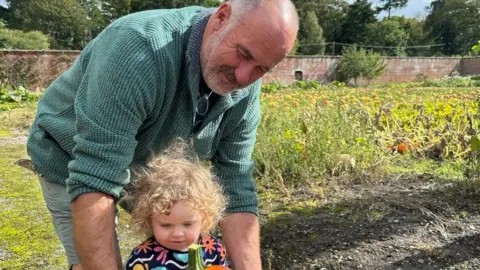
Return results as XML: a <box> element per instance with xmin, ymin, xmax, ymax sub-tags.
<box><xmin>234</xmin><ymin>62</ymin><xmax>256</xmax><ymax>86</ymax></box>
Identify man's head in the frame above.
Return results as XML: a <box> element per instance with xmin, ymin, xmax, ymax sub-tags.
<box><xmin>200</xmin><ymin>0</ymin><xmax>299</xmax><ymax>95</ymax></box>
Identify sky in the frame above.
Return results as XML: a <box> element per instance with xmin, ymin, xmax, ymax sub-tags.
<box><xmin>0</xmin><ymin>0</ymin><xmax>433</xmax><ymax>19</ymax></box>
<box><xmin>372</xmin><ymin>0</ymin><xmax>433</xmax><ymax>19</ymax></box>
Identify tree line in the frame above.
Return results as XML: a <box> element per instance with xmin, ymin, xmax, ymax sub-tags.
<box><xmin>0</xmin><ymin>0</ymin><xmax>479</xmax><ymax>57</ymax></box>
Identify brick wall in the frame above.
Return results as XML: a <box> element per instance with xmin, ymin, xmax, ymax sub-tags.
<box><xmin>1</xmin><ymin>50</ymin><xmax>479</xmax><ymax>88</ymax></box>
<box><xmin>0</xmin><ymin>50</ymin><xmax>79</xmax><ymax>89</ymax></box>
<box><xmin>461</xmin><ymin>57</ymin><xmax>480</xmax><ymax>76</ymax></box>
<box><xmin>262</xmin><ymin>56</ymin><xmax>465</xmax><ymax>84</ymax></box>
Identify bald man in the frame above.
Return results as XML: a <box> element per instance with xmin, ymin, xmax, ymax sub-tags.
<box><xmin>26</xmin><ymin>1</ymin><xmax>298</xmax><ymax>269</ymax></box>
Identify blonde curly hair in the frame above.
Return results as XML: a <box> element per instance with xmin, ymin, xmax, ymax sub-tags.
<box><xmin>124</xmin><ymin>139</ymin><xmax>228</xmax><ymax>236</ymax></box>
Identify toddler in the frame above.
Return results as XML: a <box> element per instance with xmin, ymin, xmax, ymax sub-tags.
<box><xmin>123</xmin><ymin>140</ymin><xmax>229</xmax><ymax>270</ymax></box>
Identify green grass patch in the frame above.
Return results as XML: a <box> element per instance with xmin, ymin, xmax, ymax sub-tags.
<box><xmin>387</xmin><ymin>158</ymin><xmax>466</xmax><ymax>181</ymax></box>
<box><xmin>0</xmin><ymin>102</ymin><xmax>37</xmax><ymax>133</ymax></box>
<box><xmin>0</xmin><ymin>129</ymin><xmax>12</xmax><ymax>137</ymax></box>
<box><xmin>0</xmin><ymin>143</ymin><xmax>144</xmax><ymax>268</ymax></box>
<box><xmin>0</xmin><ymin>144</ymin><xmax>67</xmax><ymax>268</ymax></box>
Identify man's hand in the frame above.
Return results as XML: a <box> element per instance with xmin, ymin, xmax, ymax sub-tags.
<box><xmin>219</xmin><ymin>212</ymin><xmax>262</xmax><ymax>270</ymax></box>
<box><xmin>72</xmin><ymin>192</ymin><xmax>122</xmax><ymax>270</ymax></box>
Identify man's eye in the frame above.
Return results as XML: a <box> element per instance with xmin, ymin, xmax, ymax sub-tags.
<box><xmin>238</xmin><ymin>49</ymin><xmax>246</xmax><ymax>59</ymax></box>
<box><xmin>258</xmin><ymin>67</ymin><xmax>268</xmax><ymax>73</ymax></box>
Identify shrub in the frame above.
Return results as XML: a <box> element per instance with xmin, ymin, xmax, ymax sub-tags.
<box><xmin>0</xmin><ymin>85</ymin><xmax>41</xmax><ymax>111</ymax></box>
<box><xmin>423</xmin><ymin>72</ymin><xmax>480</xmax><ymax>87</ymax></box>
<box><xmin>261</xmin><ymin>83</ymin><xmax>287</xmax><ymax>93</ymax></box>
<box><xmin>254</xmin><ymin>89</ymin><xmax>382</xmax><ymax>188</ymax></box>
<box><xmin>336</xmin><ymin>45</ymin><xmax>387</xmax><ymax>86</ymax></box>
<box><xmin>0</xmin><ymin>22</ymin><xmax>50</xmax><ymax>50</ymax></box>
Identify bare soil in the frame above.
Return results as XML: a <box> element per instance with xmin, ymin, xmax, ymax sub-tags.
<box><xmin>259</xmin><ymin>174</ymin><xmax>480</xmax><ymax>270</ymax></box>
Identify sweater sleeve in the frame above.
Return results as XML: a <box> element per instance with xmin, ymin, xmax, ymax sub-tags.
<box><xmin>66</xmin><ymin>26</ymin><xmax>161</xmax><ymax>201</ymax></box>
<box><xmin>211</xmin><ymin>82</ymin><xmax>262</xmax><ymax>216</ymax></box>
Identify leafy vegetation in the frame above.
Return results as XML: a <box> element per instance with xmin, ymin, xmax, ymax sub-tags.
<box><xmin>0</xmin><ymin>85</ymin><xmax>42</xmax><ymax>111</ymax></box>
<box><xmin>335</xmin><ymin>45</ymin><xmax>387</xmax><ymax>85</ymax></box>
<box><xmin>423</xmin><ymin>73</ymin><xmax>480</xmax><ymax>88</ymax></box>
<box><xmin>0</xmin><ymin>22</ymin><xmax>49</xmax><ymax>50</ymax></box>
<box><xmin>256</xmin><ymin>83</ymin><xmax>480</xmax><ymax>189</ymax></box>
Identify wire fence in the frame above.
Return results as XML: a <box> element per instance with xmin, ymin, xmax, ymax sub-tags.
<box><xmin>297</xmin><ymin>42</ymin><xmax>447</xmax><ymax>57</ymax></box>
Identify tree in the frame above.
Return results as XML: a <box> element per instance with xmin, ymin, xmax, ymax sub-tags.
<box><xmin>0</xmin><ymin>6</ymin><xmax>9</xmax><ymax>23</ymax></box>
<box><xmin>78</xmin><ymin>0</ymin><xmax>108</xmax><ymax>40</ymax></box>
<box><xmin>6</xmin><ymin>0</ymin><xmax>91</xmax><ymax>49</ymax></box>
<box><xmin>338</xmin><ymin>0</ymin><xmax>377</xmax><ymax>46</ymax></box>
<box><xmin>390</xmin><ymin>16</ymin><xmax>428</xmax><ymax>56</ymax></box>
<box><xmin>364</xmin><ymin>19</ymin><xmax>410</xmax><ymax>56</ymax></box>
<box><xmin>336</xmin><ymin>45</ymin><xmax>386</xmax><ymax>85</ymax></box>
<box><xmin>130</xmin><ymin>0</ymin><xmax>220</xmax><ymax>12</ymax></box>
<box><xmin>289</xmin><ymin>39</ymin><xmax>300</xmax><ymax>55</ymax></box>
<box><xmin>0</xmin><ymin>21</ymin><xmax>50</xmax><ymax>49</ymax></box>
<box><xmin>471</xmin><ymin>41</ymin><xmax>480</xmax><ymax>56</ymax></box>
<box><xmin>102</xmin><ymin>0</ymin><xmax>131</xmax><ymax>22</ymax></box>
<box><xmin>298</xmin><ymin>11</ymin><xmax>325</xmax><ymax>55</ymax></box>
<box><xmin>292</xmin><ymin>0</ymin><xmax>348</xmax><ymax>52</ymax></box>
<box><xmin>377</xmin><ymin>0</ymin><xmax>408</xmax><ymax>19</ymax></box>
<box><xmin>424</xmin><ymin>0</ymin><xmax>480</xmax><ymax>56</ymax></box>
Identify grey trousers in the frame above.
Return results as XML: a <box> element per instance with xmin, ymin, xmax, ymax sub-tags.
<box><xmin>38</xmin><ymin>177</ymin><xmax>123</xmax><ymax>267</ymax></box>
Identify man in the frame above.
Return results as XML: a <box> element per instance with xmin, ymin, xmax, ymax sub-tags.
<box><xmin>26</xmin><ymin>0</ymin><xmax>298</xmax><ymax>269</ymax></box>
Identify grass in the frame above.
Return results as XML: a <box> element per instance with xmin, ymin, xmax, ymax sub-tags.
<box><xmin>0</xmin><ymin>104</ymin><xmax>143</xmax><ymax>268</ymax></box>
<box><xmin>0</xmin><ymin>143</ymin><xmax>143</xmax><ymax>268</ymax></box>
<box><xmin>0</xmin><ymin>102</ymin><xmax>37</xmax><ymax>135</ymax></box>
<box><xmin>0</xmin><ymin>144</ymin><xmax>67</xmax><ymax>269</ymax></box>
<box><xmin>0</xmin><ymin>128</ymin><xmax>12</xmax><ymax>137</ymax></box>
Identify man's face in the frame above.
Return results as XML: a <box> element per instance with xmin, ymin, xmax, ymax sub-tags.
<box><xmin>201</xmin><ymin>4</ymin><xmax>297</xmax><ymax>96</ymax></box>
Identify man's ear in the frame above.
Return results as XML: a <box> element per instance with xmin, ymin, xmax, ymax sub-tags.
<box><xmin>211</xmin><ymin>2</ymin><xmax>231</xmax><ymax>31</ymax></box>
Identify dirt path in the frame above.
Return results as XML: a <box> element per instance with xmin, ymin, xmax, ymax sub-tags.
<box><xmin>0</xmin><ymin>136</ymin><xmax>27</xmax><ymax>145</ymax></box>
<box><xmin>0</xmin><ymin>134</ymin><xmax>27</xmax><ymax>145</ymax></box>
<box><xmin>259</xmin><ymin>174</ymin><xmax>480</xmax><ymax>270</ymax></box>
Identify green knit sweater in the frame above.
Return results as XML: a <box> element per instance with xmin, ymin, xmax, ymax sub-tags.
<box><xmin>26</xmin><ymin>6</ymin><xmax>261</xmax><ymax>215</ymax></box>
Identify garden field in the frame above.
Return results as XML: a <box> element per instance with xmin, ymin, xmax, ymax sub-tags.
<box><xmin>0</xmin><ymin>80</ymin><xmax>479</xmax><ymax>269</ymax></box>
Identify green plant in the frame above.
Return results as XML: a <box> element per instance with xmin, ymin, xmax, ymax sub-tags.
<box><xmin>423</xmin><ymin>73</ymin><xmax>480</xmax><ymax>88</ymax></box>
<box><xmin>187</xmin><ymin>244</ymin><xmax>231</xmax><ymax>270</ymax></box>
<box><xmin>293</xmin><ymin>80</ymin><xmax>321</xmax><ymax>90</ymax></box>
<box><xmin>329</xmin><ymin>81</ymin><xmax>347</xmax><ymax>88</ymax></box>
<box><xmin>261</xmin><ymin>83</ymin><xmax>285</xmax><ymax>93</ymax></box>
<box><xmin>0</xmin><ymin>85</ymin><xmax>42</xmax><ymax>111</ymax></box>
<box><xmin>0</xmin><ymin>21</ymin><xmax>50</xmax><ymax>50</ymax></box>
<box><xmin>336</xmin><ymin>45</ymin><xmax>387</xmax><ymax>86</ymax></box>
<box><xmin>471</xmin><ymin>40</ymin><xmax>480</xmax><ymax>56</ymax></box>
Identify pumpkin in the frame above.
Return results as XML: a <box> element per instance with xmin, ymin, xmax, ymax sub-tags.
<box><xmin>397</xmin><ymin>142</ymin><xmax>408</xmax><ymax>153</ymax></box>
<box><xmin>187</xmin><ymin>244</ymin><xmax>231</xmax><ymax>270</ymax></box>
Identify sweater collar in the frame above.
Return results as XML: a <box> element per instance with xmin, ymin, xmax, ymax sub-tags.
<box><xmin>185</xmin><ymin>7</ymin><xmax>214</xmax><ymax>103</ymax></box>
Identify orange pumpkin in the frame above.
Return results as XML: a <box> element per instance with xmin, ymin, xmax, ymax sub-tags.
<box><xmin>397</xmin><ymin>142</ymin><xmax>408</xmax><ymax>153</ymax></box>
<box><xmin>205</xmin><ymin>266</ymin><xmax>231</xmax><ymax>270</ymax></box>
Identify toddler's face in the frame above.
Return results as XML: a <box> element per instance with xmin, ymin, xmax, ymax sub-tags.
<box><xmin>151</xmin><ymin>200</ymin><xmax>202</xmax><ymax>251</ymax></box>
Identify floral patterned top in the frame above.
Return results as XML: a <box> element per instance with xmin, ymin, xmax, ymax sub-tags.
<box><xmin>124</xmin><ymin>235</ymin><xmax>228</xmax><ymax>270</ymax></box>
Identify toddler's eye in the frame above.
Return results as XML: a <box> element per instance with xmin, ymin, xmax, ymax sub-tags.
<box><xmin>160</xmin><ymin>224</ymin><xmax>171</xmax><ymax>228</ymax></box>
